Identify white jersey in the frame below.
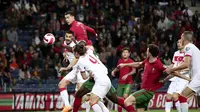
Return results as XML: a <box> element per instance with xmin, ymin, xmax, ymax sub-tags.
<box><xmin>170</xmin><ymin>50</ymin><xmax>190</xmax><ymax>81</ymax></box>
<box><xmin>64</xmin><ymin>41</ymin><xmax>76</xmax><ymax>63</ymax></box>
<box><xmin>184</xmin><ymin>43</ymin><xmax>200</xmax><ymax>78</ymax></box>
<box><xmin>77</xmin><ymin>49</ymin><xmax>108</xmax><ymax>82</ymax></box>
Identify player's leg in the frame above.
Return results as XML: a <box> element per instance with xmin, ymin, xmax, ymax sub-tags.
<box><xmin>172</xmin><ymin>93</ymin><xmax>181</xmax><ymax>112</ymax></box>
<box><xmin>58</xmin><ymin>70</ymin><xmax>77</xmax><ymax>112</ymax></box>
<box><xmin>180</xmin><ymin>77</ymin><xmax>200</xmax><ymax>112</ymax></box>
<box><xmin>136</xmin><ymin>108</ymin><xmax>145</xmax><ymax>112</ymax></box>
<box><xmin>165</xmin><ymin>81</ymin><xmax>176</xmax><ymax>112</ymax></box>
<box><xmin>174</xmin><ymin>78</ymin><xmax>189</xmax><ymax>112</ymax></box>
<box><xmin>124</xmin><ymin>89</ymin><xmax>154</xmax><ymax>112</ymax></box>
<box><xmin>73</xmin><ymin>79</ymin><xmax>94</xmax><ymax>112</ymax></box>
<box><xmin>90</xmin><ymin>79</ymin><xmax>111</xmax><ymax>112</ymax></box>
<box><xmin>117</xmin><ymin>84</ymin><xmax>124</xmax><ymax>112</ymax></box>
<box><xmin>123</xmin><ymin>84</ymin><xmax>132</xmax><ymax>112</ymax></box>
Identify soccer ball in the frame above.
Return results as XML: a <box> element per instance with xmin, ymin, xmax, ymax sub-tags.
<box><xmin>43</xmin><ymin>33</ymin><xmax>55</xmax><ymax>45</ymax></box>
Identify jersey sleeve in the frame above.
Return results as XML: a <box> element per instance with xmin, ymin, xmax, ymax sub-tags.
<box><xmin>87</xmin><ymin>48</ymin><xmax>94</xmax><ymax>55</ymax></box>
<box><xmin>184</xmin><ymin>45</ymin><xmax>192</xmax><ymax>57</ymax></box>
<box><xmin>159</xmin><ymin>61</ymin><xmax>166</xmax><ymax>72</ymax></box>
<box><xmin>77</xmin><ymin>58</ymin><xmax>86</xmax><ymax>72</ymax></box>
<box><xmin>85</xmin><ymin>25</ymin><xmax>96</xmax><ymax>35</ymax></box>
<box><xmin>117</xmin><ymin>59</ymin><xmax>121</xmax><ymax>66</ymax></box>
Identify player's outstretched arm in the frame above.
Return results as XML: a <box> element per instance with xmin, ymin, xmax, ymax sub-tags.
<box><xmin>170</xmin><ymin>71</ymin><xmax>191</xmax><ymax>81</ymax></box>
<box><xmin>118</xmin><ymin>62</ymin><xmax>143</xmax><ymax>68</ymax></box>
<box><xmin>85</xmin><ymin>25</ymin><xmax>97</xmax><ymax>37</ymax></box>
<box><xmin>59</xmin><ymin>58</ymin><xmax>78</xmax><ymax>72</ymax></box>
<box><xmin>111</xmin><ymin>68</ymin><xmax>119</xmax><ymax>77</ymax></box>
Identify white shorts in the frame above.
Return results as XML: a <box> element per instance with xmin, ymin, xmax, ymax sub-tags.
<box><xmin>167</xmin><ymin>78</ymin><xmax>189</xmax><ymax>94</ymax></box>
<box><xmin>63</xmin><ymin>66</ymin><xmax>86</xmax><ymax>84</ymax></box>
<box><xmin>188</xmin><ymin>75</ymin><xmax>200</xmax><ymax>93</ymax></box>
<box><xmin>91</xmin><ymin>76</ymin><xmax>111</xmax><ymax>99</ymax></box>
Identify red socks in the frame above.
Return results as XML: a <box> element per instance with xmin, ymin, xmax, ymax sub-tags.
<box><xmin>179</xmin><ymin>95</ymin><xmax>187</xmax><ymax>103</ymax></box>
<box><xmin>125</xmin><ymin>105</ymin><xmax>135</xmax><ymax>112</ymax></box>
<box><xmin>118</xmin><ymin>106</ymin><xmax>122</xmax><ymax>112</ymax></box>
<box><xmin>117</xmin><ymin>97</ymin><xmax>125</xmax><ymax>107</ymax></box>
<box><xmin>72</xmin><ymin>97</ymin><xmax>82</xmax><ymax>112</ymax></box>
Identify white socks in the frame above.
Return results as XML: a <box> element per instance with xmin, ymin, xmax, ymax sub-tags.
<box><xmin>92</xmin><ymin>104</ymin><xmax>103</xmax><ymax>112</ymax></box>
<box><xmin>165</xmin><ymin>101</ymin><xmax>172</xmax><ymax>112</ymax></box>
<box><xmin>175</xmin><ymin>100</ymin><xmax>181</xmax><ymax>112</ymax></box>
<box><xmin>81</xmin><ymin>101</ymin><xmax>91</xmax><ymax>112</ymax></box>
<box><xmin>181</xmin><ymin>102</ymin><xmax>189</xmax><ymax>112</ymax></box>
<box><xmin>60</xmin><ymin>88</ymin><xmax>70</xmax><ymax>106</ymax></box>
<box><xmin>98</xmin><ymin>101</ymin><xmax>109</xmax><ymax>112</ymax></box>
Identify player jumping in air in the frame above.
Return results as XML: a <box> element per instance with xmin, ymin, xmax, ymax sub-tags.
<box><xmin>73</xmin><ymin>43</ymin><xmax>111</xmax><ymax>112</ymax></box>
<box><xmin>165</xmin><ymin>39</ymin><xmax>190</xmax><ymax>112</ymax></box>
<box><xmin>166</xmin><ymin>31</ymin><xmax>200</xmax><ymax>112</ymax></box>
<box><xmin>118</xmin><ymin>44</ymin><xmax>191</xmax><ymax>112</ymax></box>
<box><xmin>58</xmin><ymin>31</ymin><xmax>87</xmax><ymax>112</ymax></box>
<box><xmin>112</xmin><ymin>47</ymin><xmax>136</xmax><ymax>112</ymax></box>
<box><xmin>64</xmin><ymin>11</ymin><xmax>98</xmax><ymax>46</ymax></box>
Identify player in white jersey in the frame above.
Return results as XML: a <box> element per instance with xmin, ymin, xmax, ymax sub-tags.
<box><xmin>165</xmin><ymin>39</ymin><xmax>190</xmax><ymax>112</ymax></box>
<box><xmin>73</xmin><ymin>43</ymin><xmax>111</xmax><ymax>112</ymax></box>
<box><xmin>58</xmin><ymin>31</ymin><xmax>86</xmax><ymax>112</ymax></box>
<box><xmin>166</xmin><ymin>31</ymin><xmax>200</xmax><ymax>112</ymax></box>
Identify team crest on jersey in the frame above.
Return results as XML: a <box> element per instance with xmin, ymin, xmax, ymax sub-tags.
<box><xmin>186</xmin><ymin>47</ymin><xmax>190</xmax><ymax>51</ymax></box>
<box><xmin>152</xmin><ymin>68</ymin><xmax>155</xmax><ymax>71</ymax></box>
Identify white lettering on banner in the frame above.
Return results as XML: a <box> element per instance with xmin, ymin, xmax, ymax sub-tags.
<box><xmin>18</xmin><ymin>95</ymin><xmax>24</xmax><ymax>109</ymax></box>
<box><xmin>156</xmin><ymin>94</ymin><xmax>162</xmax><ymax>107</ymax></box>
<box><xmin>8</xmin><ymin>93</ymin><xmax>198</xmax><ymax>111</ymax></box>
<box><xmin>25</xmin><ymin>95</ymin><xmax>34</xmax><ymax>109</ymax></box>
<box><xmin>148</xmin><ymin>95</ymin><xmax>155</xmax><ymax>108</ymax></box>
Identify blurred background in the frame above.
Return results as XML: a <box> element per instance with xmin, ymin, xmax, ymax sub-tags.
<box><xmin>0</xmin><ymin>0</ymin><xmax>200</xmax><ymax>111</ymax></box>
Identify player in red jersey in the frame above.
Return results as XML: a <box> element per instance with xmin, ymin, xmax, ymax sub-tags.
<box><xmin>112</xmin><ymin>47</ymin><xmax>136</xmax><ymax>112</ymax></box>
<box><xmin>64</xmin><ymin>11</ymin><xmax>98</xmax><ymax>46</ymax></box>
<box><xmin>118</xmin><ymin>44</ymin><xmax>191</xmax><ymax>112</ymax></box>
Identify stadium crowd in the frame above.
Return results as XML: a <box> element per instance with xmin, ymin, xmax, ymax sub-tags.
<box><xmin>0</xmin><ymin>0</ymin><xmax>200</xmax><ymax>92</ymax></box>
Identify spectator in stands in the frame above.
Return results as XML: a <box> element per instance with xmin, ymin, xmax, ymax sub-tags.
<box><xmin>19</xmin><ymin>64</ymin><xmax>31</xmax><ymax>80</ymax></box>
<box><xmin>30</xmin><ymin>52</ymin><xmax>43</xmax><ymax>69</ymax></box>
<box><xmin>31</xmin><ymin>66</ymin><xmax>40</xmax><ymax>80</ymax></box>
<box><xmin>6</xmin><ymin>26</ymin><xmax>18</xmax><ymax>44</ymax></box>
<box><xmin>1</xmin><ymin>29</ymin><xmax>7</xmax><ymax>42</ymax></box>
<box><xmin>107</xmin><ymin>48</ymin><xmax>118</xmax><ymax>78</ymax></box>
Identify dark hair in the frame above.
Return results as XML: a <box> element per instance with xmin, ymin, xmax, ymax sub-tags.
<box><xmin>148</xmin><ymin>44</ymin><xmax>159</xmax><ymax>57</ymax></box>
<box><xmin>65</xmin><ymin>30</ymin><xmax>74</xmax><ymax>35</ymax></box>
<box><xmin>183</xmin><ymin>31</ymin><xmax>193</xmax><ymax>42</ymax></box>
<box><xmin>74</xmin><ymin>44</ymin><xmax>86</xmax><ymax>56</ymax></box>
<box><xmin>78</xmin><ymin>40</ymin><xmax>86</xmax><ymax>46</ymax></box>
<box><xmin>65</xmin><ymin>11</ymin><xmax>75</xmax><ymax>16</ymax></box>
<box><xmin>122</xmin><ymin>47</ymin><xmax>130</xmax><ymax>53</ymax></box>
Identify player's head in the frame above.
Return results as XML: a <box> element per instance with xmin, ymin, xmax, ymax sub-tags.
<box><xmin>65</xmin><ymin>31</ymin><xmax>74</xmax><ymax>44</ymax></box>
<box><xmin>78</xmin><ymin>40</ymin><xmax>86</xmax><ymax>46</ymax></box>
<box><xmin>64</xmin><ymin>11</ymin><xmax>75</xmax><ymax>25</ymax></box>
<box><xmin>181</xmin><ymin>31</ymin><xmax>193</xmax><ymax>46</ymax></box>
<box><xmin>73</xmin><ymin>43</ymin><xmax>86</xmax><ymax>58</ymax></box>
<box><xmin>121</xmin><ymin>47</ymin><xmax>130</xmax><ymax>59</ymax></box>
<box><xmin>147</xmin><ymin>44</ymin><xmax>159</xmax><ymax>58</ymax></box>
<box><xmin>177</xmin><ymin>39</ymin><xmax>184</xmax><ymax>50</ymax></box>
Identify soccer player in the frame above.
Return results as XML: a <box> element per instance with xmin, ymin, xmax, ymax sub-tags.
<box><xmin>58</xmin><ymin>31</ymin><xmax>86</xmax><ymax>112</ymax></box>
<box><xmin>118</xmin><ymin>44</ymin><xmax>191</xmax><ymax>112</ymax></box>
<box><xmin>73</xmin><ymin>43</ymin><xmax>111</xmax><ymax>112</ymax></box>
<box><xmin>166</xmin><ymin>31</ymin><xmax>200</xmax><ymax>112</ymax></box>
<box><xmin>111</xmin><ymin>47</ymin><xmax>136</xmax><ymax>112</ymax></box>
<box><xmin>165</xmin><ymin>39</ymin><xmax>190</xmax><ymax>112</ymax></box>
<box><xmin>64</xmin><ymin>11</ymin><xmax>98</xmax><ymax>46</ymax></box>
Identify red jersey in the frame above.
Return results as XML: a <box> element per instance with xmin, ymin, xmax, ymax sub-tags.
<box><xmin>70</xmin><ymin>20</ymin><xmax>96</xmax><ymax>45</ymax></box>
<box><xmin>141</xmin><ymin>58</ymin><xmax>166</xmax><ymax>91</ymax></box>
<box><xmin>117</xmin><ymin>58</ymin><xmax>134</xmax><ymax>84</ymax></box>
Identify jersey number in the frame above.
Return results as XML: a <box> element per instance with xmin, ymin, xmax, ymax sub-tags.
<box><xmin>89</xmin><ymin>55</ymin><xmax>100</xmax><ymax>64</ymax></box>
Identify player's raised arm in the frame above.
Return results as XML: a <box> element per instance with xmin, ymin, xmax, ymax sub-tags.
<box><xmin>85</xmin><ymin>25</ymin><xmax>97</xmax><ymax>35</ymax></box>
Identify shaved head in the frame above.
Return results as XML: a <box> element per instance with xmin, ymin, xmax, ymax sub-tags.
<box><xmin>182</xmin><ymin>31</ymin><xmax>193</xmax><ymax>42</ymax></box>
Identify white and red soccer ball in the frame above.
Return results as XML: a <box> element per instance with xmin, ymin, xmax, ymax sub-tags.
<box><xmin>43</xmin><ymin>33</ymin><xmax>55</xmax><ymax>45</ymax></box>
